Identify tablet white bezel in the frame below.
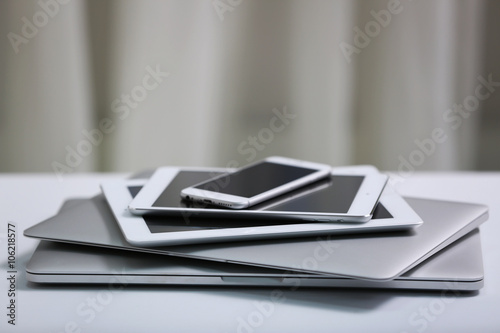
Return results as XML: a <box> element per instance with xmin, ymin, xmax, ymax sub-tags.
<box><xmin>101</xmin><ymin>175</ymin><xmax>422</xmax><ymax>247</ymax></box>
<box><xmin>129</xmin><ymin>165</ymin><xmax>388</xmax><ymax>222</ymax></box>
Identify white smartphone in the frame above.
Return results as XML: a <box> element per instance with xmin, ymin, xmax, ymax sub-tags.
<box><xmin>180</xmin><ymin>157</ymin><xmax>332</xmax><ymax>209</ymax></box>
<box><xmin>129</xmin><ymin>165</ymin><xmax>389</xmax><ymax>222</ymax></box>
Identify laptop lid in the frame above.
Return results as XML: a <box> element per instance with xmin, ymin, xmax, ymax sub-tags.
<box><xmin>24</xmin><ymin>195</ymin><xmax>488</xmax><ymax>281</ymax></box>
<box><xmin>26</xmin><ymin>228</ymin><xmax>483</xmax><ymax>291</ymax></box>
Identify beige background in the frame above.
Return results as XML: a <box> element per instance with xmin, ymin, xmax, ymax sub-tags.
<box><xmin>1</xmin><ymin>0</ymin><xmax>499</xmax><ymax>177</ymax></box>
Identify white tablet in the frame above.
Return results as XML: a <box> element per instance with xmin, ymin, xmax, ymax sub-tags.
<box><xmin>129</xmin><ymin>165</ymin><xmax>388</xmax><ymax>222</ymax></box>
<box><xmin>100</xmin><ymin>170</ymin><xmax>422</xmax><ymax>247</ymax></box>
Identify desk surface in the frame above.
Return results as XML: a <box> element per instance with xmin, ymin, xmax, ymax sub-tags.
<box><xmin>1</xmin><ymin>172</ymin><xmax>499</xmax><ymax>333</ymax></box>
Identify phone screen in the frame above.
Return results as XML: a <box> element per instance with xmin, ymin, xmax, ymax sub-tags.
<box><xmin>192</xmin><ymin>162</ymin><xmax>317</xmax><ymax>198</ymax></box>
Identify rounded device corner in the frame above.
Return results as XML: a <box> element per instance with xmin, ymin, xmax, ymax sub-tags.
<box><xmin>124</xmin><ymin>235</ymin><xmax>149</xmax><ymax>247</ymax></box>
<box><xmin>127</xmin><ymin>205</ymin><xmax>144</xmax><ymax>216</ymax></box>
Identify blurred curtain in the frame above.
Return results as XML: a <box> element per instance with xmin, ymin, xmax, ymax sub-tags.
<box><xmin>0</xmin><ymin>0</ymin><xmax>492</xmax><ymax>177</ymax></box>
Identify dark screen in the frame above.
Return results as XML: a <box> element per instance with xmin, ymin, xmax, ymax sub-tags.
<box><xmin>193</xmin><ymin>162</ymin><xmax>317</xmax><ymax>197</ymax></box>
<box><xmin>153</xmin><ymin>171</ymin><xmax>224</xmax><ymax>208</ymax></box>
<box><xmin>127</xmin><ymin>186</ymin><xmax>143</xmax><ymax>198</ymax></box>
<box><xmin>255</xmin><ymin>175</ymin><xmax>364</xmax><ymax>213</ymax></box>
<box><xmin>133</xmin><ymin>171</ymin><xmax>392</xmax><ymax>234</ymax></box>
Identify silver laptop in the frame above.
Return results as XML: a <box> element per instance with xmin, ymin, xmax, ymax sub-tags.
<box><xmin>24</xmin><ymin>195</ymin><xmax>488</xmax><ymax>281</ymax></box>
<box><xmin>26</xmin><ymin>228</ymin><xmax>484</xmax><ymax>291</ymax></box>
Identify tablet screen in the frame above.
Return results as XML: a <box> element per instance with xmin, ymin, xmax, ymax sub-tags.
<box><xmin>152</xmin><ymin>171</ymin><xmax>364</xmax><ymax>213</ymax></box>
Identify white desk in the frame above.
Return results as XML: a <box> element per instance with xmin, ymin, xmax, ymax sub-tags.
<box><xmin>1</xmin><ymin>172</ymin><xmax>499</xmax><ymax>332</ymax></box>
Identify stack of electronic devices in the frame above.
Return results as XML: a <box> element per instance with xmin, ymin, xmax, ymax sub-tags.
<box><xmin>24</xmin><ymin>157</ymin><xmax>489</xmax><ymax>291</ymax></box>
